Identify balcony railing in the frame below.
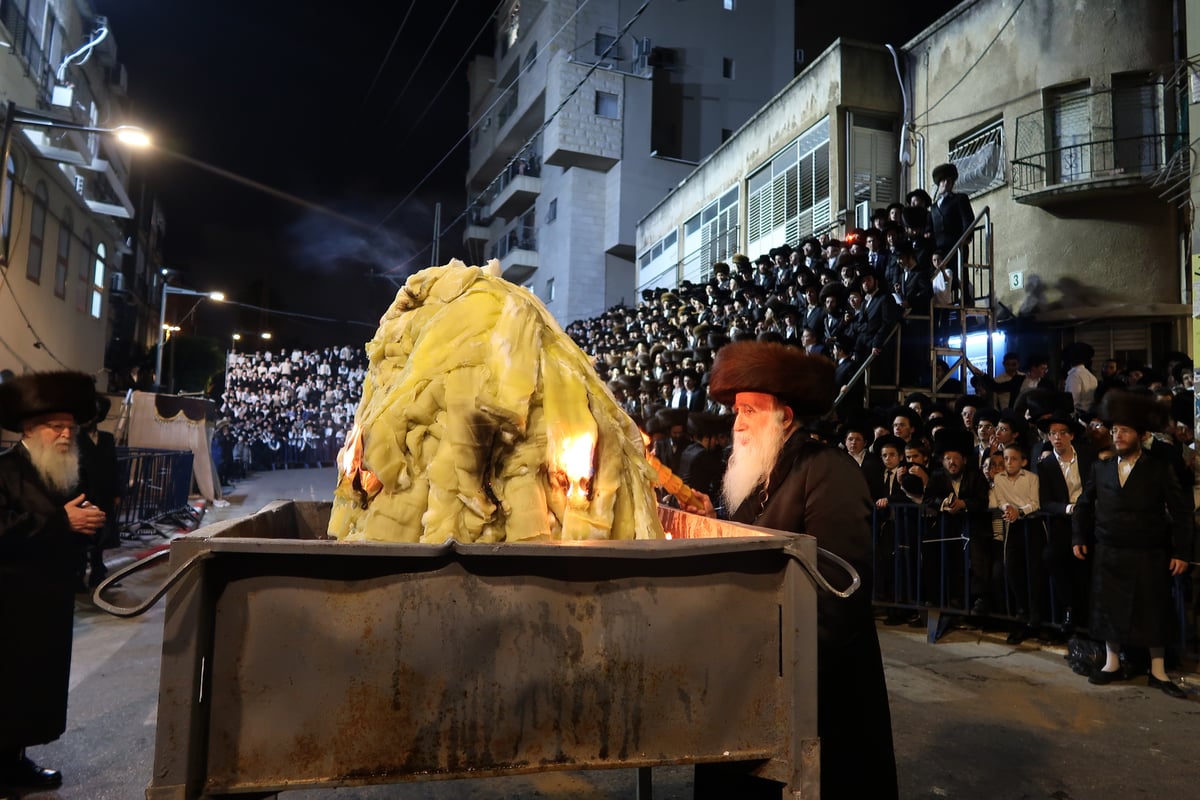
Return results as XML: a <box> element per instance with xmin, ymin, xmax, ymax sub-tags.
<box><xmin>490</xmin><ymin>224</ymin><xmax>537</xmax><ymax>261</ymax></box>
<box><xmin>1012</xmin><ymin>133</ymin><xmax>1180</xmax><ymax>197</ymax></box>
<box><xmin>1011</xmin><ymin>82</ymin><xmax>1182</xmax><ymax>202</ymax></box>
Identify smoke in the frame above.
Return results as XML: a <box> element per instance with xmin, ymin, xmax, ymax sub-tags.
<box><xmin>284</xmin><ymin>196</ymin><xmax>435</xmax><ymax>280</ymax></box>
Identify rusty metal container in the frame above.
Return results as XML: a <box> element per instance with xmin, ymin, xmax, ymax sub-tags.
<box><xmin>145</xmin><ymin>501</ymin><xmax>823</xmax><ymax>799</ymax></box>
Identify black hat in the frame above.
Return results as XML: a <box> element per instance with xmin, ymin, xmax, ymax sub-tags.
<box><xmin>932</xmin><ymin>162</ymin><xmax>959</xmax><ymax>184</ymax></box>
<box><xmin>933</xmin><ymin>427</ymin><xmax>975</xmax><ymax>458</ymax></box>
<box><xmin>905</xmin><ymin>188</ymin><xmax>933</xmax><ymax>207</ymax></box>
<box><xmin>0</xmin><ymin>371</ymin><xmax>96</xmax><ymax>432</ymax></box>
<box><xmin>888</xmin><ymin>405</ymin><xmax>922</xmax><ymax>433</ymax></box>
<box><xmin>1036</xmin><ymin>412</ymin><xmax>1083</xmax><ymax>437</ymax></box>
<box><xmin>838</xmin><ymin>416</ymin><xmax>877</xmax><ymax>447</ymax></box>
<box><xmin>1098</xmin><ymin>389</ymin><xmax>1166</xmax><ymax>434</ymax></box>
<box><xmin>873</xmin><ymin>433</ymin><xmax>906</xmax><ymax>455</ymax></box>
<box><xmin>974</xmin><ymin>407</ymin><xmax>1001</xmax><ymax>426</ymax></box>
<box><xmin>1061</xmin><ymin>341</ymin><xmax>1095</xmax><ymax>367</ymax></box>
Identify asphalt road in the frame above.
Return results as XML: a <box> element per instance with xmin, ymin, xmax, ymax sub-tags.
<box><xmin>21</xmin><ymin>467</ymin><xmax>1200</xmax><ymax>800</ymax></box>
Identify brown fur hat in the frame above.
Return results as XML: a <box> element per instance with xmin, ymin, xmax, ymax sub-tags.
<box><xmin>0</xmin><ymin>371</ymin><xmax>96</xmax><ymax>432</ymax></box>
<box><xmin>708</xmin><ymin>341</ymin><xmax>834</xmax><ymax>417</ymax></box>
<box><xmin>1099</xmin><ymin>388</ymin><xmax>1166</xmax><ymax>434</ymax></box>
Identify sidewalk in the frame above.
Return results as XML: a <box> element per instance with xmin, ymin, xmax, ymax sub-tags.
<box><xmin>102</xmin><ymin>466</ymin><xmax>338</xmax><ymax>571</ymax></box>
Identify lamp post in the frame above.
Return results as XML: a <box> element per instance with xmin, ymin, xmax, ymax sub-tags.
<box><xmin>0</xmin><ymin>100</ymin><xmax>150</xmax><ymax>262</ymax></box>
<box><xmin>156</xmin><ymin>280</ymin><xmax>226</xmax><ymax>392</ymax></box>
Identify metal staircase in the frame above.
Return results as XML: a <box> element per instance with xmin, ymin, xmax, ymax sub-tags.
<box><xmin>833</xmin><ymin>206</ymin><xmax>995</xmax><ymax>413</ymax></box>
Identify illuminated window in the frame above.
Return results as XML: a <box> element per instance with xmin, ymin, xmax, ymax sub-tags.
<box><xmin>91</xmin><ymin>242</ymin><xmax>106</xmax><ymax>318</ymax></box>
<box><xmin>724</xmin><ymin>0</ymin><xmax>736</xmax><ymax>9</ymax></box>
<box><xmin>499</xmin><ymin>1</ymin><xmax>520</xmax><ymax>57</ymax></box>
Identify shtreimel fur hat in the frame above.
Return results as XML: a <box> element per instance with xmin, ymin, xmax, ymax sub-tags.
<box><xmin>1099</xmin><ymin>388</ymin><xmax>1166</xmax><ymax>434</ymax></box>
<box><xmin>0</xmin><ymin>371</ymin><xmax>96</xmax><ymax>432</ymax></box>
<box><xmin>708</xmin><ymin>341</ymin><xmax>834</xmax><ymax>417</ymax></box>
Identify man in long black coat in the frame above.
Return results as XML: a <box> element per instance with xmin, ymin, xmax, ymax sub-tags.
<box><xmin>1072</xmin><ymin>390</ymin><xmax>1193</xmax><ymax>698</ymax></box>
<box><xmin>706</xmin><ymin>341</ymin><xmax>897</xmax><ymax>800</ymax></box>
<box><xmin>928</xmin><ymin>162</ymin><xmax>975</xmax><ymax>258</ymax></box>
<box><xmin>0</xmin><ymin>372</ymin><xmax>108</xmax><ymax>796</ymax></box>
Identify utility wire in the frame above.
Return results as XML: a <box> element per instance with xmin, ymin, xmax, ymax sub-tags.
<box><xmin>384</xmin><ymin>0</ymin><xmax>464</xmax><ymax>121</ymax></box>
<box><xmin>914</xmin><ymin>0</ymin><xmax>1026</xmax><ymax>122</ymax></box>
<box><xmin>394</xmin><ymin>0</ymin><xmax>507</xmax><ymax>146</ymax></box>
<box><xmin>361</xmin><ymin>0</ymin><xmax>419</xmax><ymax>106</ymax></box>
<box><xmin>376</xmin><ymin>0</ymin><xmax>602</xmax><ymax>229</ymax></box>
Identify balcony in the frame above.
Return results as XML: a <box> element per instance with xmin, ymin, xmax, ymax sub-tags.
<box><xmin>463</xmin><ymin>205</ymin><xmax>492</xmax><ymax>246</ymax></box>
<box><xmin>1012</xmin><ymin>85</ymin><xmax>1182</xmax><ymax>207</ymax></box>
<box><xmin>485</xmin><ymin>156</ymin><xmax>542</xmax><ymax>219</ymax></box>
<box><xmin>490</xmin><ymin>223</ymin><xmax>538</xmax><ymax>284</ymax></box>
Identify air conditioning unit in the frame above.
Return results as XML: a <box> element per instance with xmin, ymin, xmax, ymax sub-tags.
<box><xmin>109</xmin><ymin>272</ymin><xmax>126</xmax><ymax>293</ymax></box>
<box><xmin>634</xmin><ymin>36</ymin><xmax>652</xmax><ymax>72</ymax></box>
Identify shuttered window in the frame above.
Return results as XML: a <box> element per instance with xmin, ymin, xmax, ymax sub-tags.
<box><xmin>746</xmin><ymin>116</ymin><xmax>829</xmax><ymax>257</ymax></box>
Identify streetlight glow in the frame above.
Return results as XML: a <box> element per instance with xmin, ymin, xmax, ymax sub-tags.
<box><xmin>209</xmin><ymin>291</ymin><xmax>226</xmax><ymax>302</ymax></box>
<box><xmin>260</xmin><ymin>332</ymin><xmax>272</xmax><ymax>340</ymax></box>
<box><xmin>113</xmin><ymin>125</ymin><xmax>151</xmax><ymax>148</ymax></box>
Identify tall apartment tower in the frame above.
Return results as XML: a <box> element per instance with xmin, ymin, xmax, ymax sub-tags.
<box><xmin>464</xmin><ymin>0</ymin><xmax>795</xmax><ymax>323</ymax></box>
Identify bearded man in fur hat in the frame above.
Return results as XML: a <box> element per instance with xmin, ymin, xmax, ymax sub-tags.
<box><xmin>1072</xmin><ymin>389</ymin><xmax>1194</xmax><ymax>699</ymax></box>
<box><xmin>0</xmin><ymin>371</ymin><xmax>107</xmax><ymax>796</ymax></box>
<box><xmin>706</xmin><ymin>341</ymin><xmax>897</xmax><ymax>800</ymax></box>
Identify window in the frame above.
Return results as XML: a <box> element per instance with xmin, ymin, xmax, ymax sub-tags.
<box><xmin>595</xmin><ymin>91</ymin><xmax>619</xmax><ymax>119</ymax></box>
<box><xmin>1112</xmin><ymin>73</ymin><xmax>1164</xmax><ymax>173</ymax></box>
<box><xmin>54</xmin><ymin>207</ymin><xmax>71</xmax><ymax>299</ymax></box>
<box><xmin>850</xmin><ymin>113</ymin><xmax>897</xmax><ymax>215</ymax></box>
<box><xmin>1</xmin><ymin>154</ymin><xmax>13</xmax><ymax>248</ymax></box>
<box><xmin>745</xmin><ymin>117</ymin><xmax>831</xmax><ymax>258</ymax></box>
<box><xmin>77</xmin><ymin>229</ymin><xmax>91</xmax><ymax>312</ymax></box>
<box><xmin>721</xmin><ymin>128</ymin><xmax>733</xmax><ymax>143</ymax></box>
<box><xmin>546</xmin><ymin>198</ymin><xmax>557</xmax><ymax>223</ymax></box>
<box><xmin>26</xmin><ymin>181</ymin><xmax>48</xmax><ymax>284</ymax></box>
<box><xmin>594</xmin><ymin>32</ymin><xmax>616</xmax><ymax>58</ymax></box>
<box><xmin>91</xmin><ymin>242</ymin><xmax>106</xmax><ymax>318</ymax></box>
<box><xmin>724</xmin><ymin>0</ymin><xmax>736</xmax><ymax>9</ymax></box>
<box><xmin>545</xmin><ymin>278</ymin><xmax>555</xmax><ymax>302</ymax></box>
<box><xmin>722</xmin><ymin>58</ymin><xmax>734</xmax><ymax>79</ymax></box>
<box><xmin>1046</xmin><ymin>82</ymin><xmax>1091</xmax><ymax>183</ymax></box>
<box><xmin>637</xmin><ymin>230</ymin><xmax>679</xmax><ymax>290</ymax></box>
<box><xmin>681</xmin><ymin>188</ymin><xmax>738</xmax><ymax>284</ymax></box>
<box><xmin>948</xmin><ymin>118</ymin><xmax>1006</xmax><ymax>196</ymax></box>
<box><xmin>524</xmin><ymin>42</ymin><xmax>537</xmax><ymax>70</ymax></box>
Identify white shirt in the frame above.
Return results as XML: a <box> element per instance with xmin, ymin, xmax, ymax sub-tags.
<box><xmin>1065</xmin><ymin>364</ymin><xmax>1098</xmax><ymax>416</ymax></box>
<box><xmin>989</xmin><ymin>469</ymin><xmax>1040</xmax><ymax>515</ymax></box>
<box><xmin>1117</xmin><ymin>453</ymin><xmax>1139</xmax><ymax>487</ymax></box>
<box><xmin>1053</xmin><ymin>448</ymin><xmax>1083</xmax><ymax>505</ymax></box>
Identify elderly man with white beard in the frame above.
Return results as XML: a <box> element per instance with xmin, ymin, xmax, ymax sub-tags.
<box><xmin>0</xmin><ymin>371</ymin><xmax>107</xmax><ymax>799</ymax></box>
<box><xmin>705</xmin><ymin>340</ymin><xmax>897</xmax><ymax>800</ymax></box>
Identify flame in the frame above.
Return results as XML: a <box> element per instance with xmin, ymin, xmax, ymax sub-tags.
<box><xmin>557</xmin><ymin>434</ymin><xmax>595</xmax><ymax>503</ymax></box>
<box><xmin>340</xmin><ymin>424</ymin><xmax>382</xmax><ymax>497</ymax></box>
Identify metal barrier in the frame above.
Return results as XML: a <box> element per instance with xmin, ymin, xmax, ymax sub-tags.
<box><xmin>871</xmin><ymin>502</ymin><xmax>1199</xmax><ymax>660</ymax></box>
<box><xmin>115</xmin><ymin>447</ymin><xmax>198</xmax><ymax>538</ymax></box>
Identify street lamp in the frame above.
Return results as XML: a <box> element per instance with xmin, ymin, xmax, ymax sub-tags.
<box><xmin>156</xmin><ymin>280</ymin><xmax>226</xmax><ymax>392</ymax></box>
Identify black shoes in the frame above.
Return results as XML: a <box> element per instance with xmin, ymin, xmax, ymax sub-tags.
<box><xmin>0</xmin><ymin>755</ymin><xmax>63</xmax><ymax>789</ymax></box>
<box><xmin>1147</xmin><ymin>675</ymin><xmax>1188</xmax><ymax>700</ymax></box>
<box><xmin>1088</xmin><ymin>668</ymin><xmax>1125</xmax><ymax>686</ymax></box>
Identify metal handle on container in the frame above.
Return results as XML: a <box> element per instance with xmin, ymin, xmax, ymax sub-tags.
<box><xmin>92</xmin><ymin>548</ymin><xmax>215</xmax><ymax>618</ymax></box>
<box><xmin>785</xmin><ymin>543</ymin><xmax>861</xmax><ymax>599</ymax></box>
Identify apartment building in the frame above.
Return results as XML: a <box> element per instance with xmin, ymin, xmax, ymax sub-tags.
<box><xmin>464</xmin><ymin>0</ymin><xmax>796</xmax><ymax>323</ymax></box>
<box><xmin>638</xmin><ymin>0</ymin><xmax>1190</xmax><ymax>371</ymax></box>
<box><xmin>0</xmin><ymin>0</ymin><xmax>143</xmax><ymax>380</ymax></box>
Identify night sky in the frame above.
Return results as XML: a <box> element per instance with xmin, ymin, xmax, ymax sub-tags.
<box><xmin>95</xmin><ymin>0</ymin><xmax>498</xmax><ymax>348</ymax></box>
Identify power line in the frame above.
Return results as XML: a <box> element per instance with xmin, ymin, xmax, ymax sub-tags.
<box><xmin>383</xmin><ymin>0</ymin><xmax>464</xmax><ymax>122</ymax></box>
<box><xmin>361</xmin><ymin>0</ymin><xmax>419</xmax><ymax>106</ymax></box>
<box><xmin>376</xmin><ymin>0</ymin><xmax>599</xmax><ymax>229</ymax></box>
<box><xmin>394</xmin><ymin>0</ymin><xmax>507</xmax><ymax>147</ymax></box>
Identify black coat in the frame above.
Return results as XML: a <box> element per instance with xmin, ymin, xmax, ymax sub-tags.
<box><xmin>676</xmin><ymin>442</ymin><xmax>725</xmax><ymax>501</ymax></box>
<box><xmin>77</xmin><ymin>429</ymin><xmax>120</xmax><ymax>550</ymax></box>
<box><xmin>1072</xmin><ymin>453</ymin><xmax>1194</xmax><ymax>646</ymax></box>
<box><xmin>0</xmin><ymin>445</ymin><xmax>85</xmax><ymax>749</ymax></box>
<box><xmin>929</xmin><ymin>191</ymin><xmax>975</xmax><ymax>253</ymax></box>
<box><xmin>729</xmin><ymin>432</ymin><xmax>897</xmax><ymax>800</ymax></box>
<box><xmin>854</xmin><ymin>290</ymin><xmax>900</xmax><ymax>358</ymax></box>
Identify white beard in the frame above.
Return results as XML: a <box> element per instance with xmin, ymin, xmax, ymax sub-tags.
<box><xmin>24</xmin><ymin>436</ymin><xmax>81</xmax><ymax>496</ymax></box>
<box><xmin>722</xmin><ymin>410</ymin><xmax>789</xmax><ymax>512</ymax></box>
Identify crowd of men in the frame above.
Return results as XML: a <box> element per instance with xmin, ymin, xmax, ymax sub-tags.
<box><xmin>216</xmin><ymin>346</ymin><xmax>367</xmax><ymax>477</ymax></box>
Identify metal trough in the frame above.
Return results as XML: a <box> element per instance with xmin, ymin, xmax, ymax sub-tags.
<box><xmin>143</xmin><ymin>501</ymin><xmax>829</xmax><ymax>799</ymax></box>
